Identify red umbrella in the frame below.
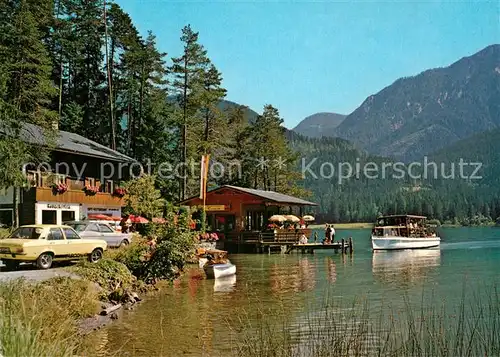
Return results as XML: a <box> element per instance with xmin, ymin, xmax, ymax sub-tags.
<box><xmin>129</xmin><ymin>215</ymin><xmax>149</xmax><ymax>224</ymax></box>
<box><xmin>110</xmin><ymin>216</ymin><xmax>122</xmax><ymax>222</ymax></box>
<box><xmin>88</xmin><ymin>214</ymin><xmax>113</xmax><ymax>221</ymax></box>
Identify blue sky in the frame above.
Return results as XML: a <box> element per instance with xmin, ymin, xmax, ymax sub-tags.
<box><xmin>116</xmin><ymin>0</ymin><xmax>499</xmax><ymax>128</ymax></box>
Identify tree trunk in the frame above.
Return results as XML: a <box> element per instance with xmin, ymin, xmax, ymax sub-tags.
<box><xmin>12</xmin><ymin>187</ymin><xmax>19</xmax><ymax>227</ymax></box>
<box><xmin>104</xmin><ymin>0</ymin><xmax>116</xmax><ymax>150</ymax></box>
<box><xmin>181</xmin><ymin>57</ymin><xmax>188</xmax><ymax>200</ymax></box>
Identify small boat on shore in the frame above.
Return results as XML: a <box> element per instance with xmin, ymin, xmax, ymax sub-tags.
<box><xmin>371</xmin><ymin>214</ymin><xmax>440</xmax><ymax>250</ymax></box>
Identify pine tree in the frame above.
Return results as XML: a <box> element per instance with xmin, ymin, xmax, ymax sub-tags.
<box><xmin>170</xmin><ymin>25</ymin><xmax>209</xmax><ymax>200</ymax></box>
<box><xmin>0</xmin><ymin>0</ymin><xmax>57</xmax><ymax>226</ymax></box>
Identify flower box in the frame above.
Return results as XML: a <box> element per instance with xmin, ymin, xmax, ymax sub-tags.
<box><xmin>51</xmin><ymin>183</ymin><xmax>68</xmax><ymax>194</ymax></box>
<box><xmin>113</xmin><ymin>187</ymin><xmax>127</xmax><ymax>198</ymax></box>
<box><xmin>83</xmin><ymin>185</ymin><xmax>99</xmax><ymax>196</ymax></box>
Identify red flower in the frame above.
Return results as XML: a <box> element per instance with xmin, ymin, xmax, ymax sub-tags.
<box><xmin>83</xmin><ymin>185</ymin><xmax>99</xmax><ymax>196</ymax></box>
<box><xmin>51</xmin><ymin>183</ymin><xmax>68</xmax><ymax>194</ymax></box>
<box><xmin>113</xmin><ymin>187</ymin><xmax>127</xmax><ymax>197</ymax></box>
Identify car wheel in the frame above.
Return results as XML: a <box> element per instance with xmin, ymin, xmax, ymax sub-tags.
<box><xmin>36</xmin><ymin>253</ymin><xmax>53</xmax><ymax>269</ymax></box>
<box><xmin>3</xmin><ymin>260</ymin><xmax>20</xmax><ymax>271</ymax></box>
<box><xmin>88</xmin><ymin>248</ymin><xmax>103</xmax><ymax>263</ymax></box>
<box><xmin>119</xmin><ymin>239</ymin><xmax>129</xmax><ymax>247</ymax></box>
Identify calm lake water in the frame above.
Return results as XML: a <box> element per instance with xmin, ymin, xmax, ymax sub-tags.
<box><xmin>88</xmin><ymin>227</ymin><xmax>500</xmax><ymax>356</ymax></box>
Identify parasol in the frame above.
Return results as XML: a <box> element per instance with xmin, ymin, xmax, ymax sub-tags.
<box><xmin>129</xmin><ymin>215</ymin><xmax>149</xmax><ymax>224</ymax></box>
<box><xmin>302</xmin><ymin>215</ymin><xmax>315</xmax><ymax>222</ymax></box>
<box><xmin>88</xmin><ymin>214</ymin><xmax>113</xmax><ymax>221</ymax></box>
<box><xmin>284</xmin><ymin>215</ymin><xmax>300</xmax><ymax>222</ymax></box>
<box><xmin>268</xmin><ymin>215</ymin><xmax>286</xmax><ymax>222</ymax></box>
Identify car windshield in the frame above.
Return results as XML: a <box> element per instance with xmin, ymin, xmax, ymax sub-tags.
<box><xmin>10</xmin><ymin>227</ymin><xmax>42</xmax><ymax>239</ymax></box>
<box><xmin>66</xmin><ymin>223</ymin><xmax>87</xmax><ymax>232</ymax></box>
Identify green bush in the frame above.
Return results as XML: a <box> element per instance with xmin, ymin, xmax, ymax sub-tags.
<box><xmin>106</xmin><ymin>236</ymin><xmax>152</xmax><ymax>278</ymax></box>
<box><xmin>69</xmin><ymin>259</ymin><xmax>135</xmax><ymax>301</ymax></box>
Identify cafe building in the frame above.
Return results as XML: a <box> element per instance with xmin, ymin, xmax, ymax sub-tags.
<box><xmin>180</xmin><ymin>185</ymin><xmax>317</xmax><ymax>251</ymax></box>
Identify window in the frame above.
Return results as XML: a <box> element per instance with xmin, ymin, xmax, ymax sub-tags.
<box><xmin>67</xmin><ymin>223</ymin><xmax>87</xmax><ymax>232</ymax></box>
<box><xmin>0</xmin><ymin>209</ymin><xmax>13</xmax><ymax>227</ymax></box>
<box><xmin>62</xmin><ymin>210</ymin><xmax>75</xmax><ymax>222</ymax></box>
<box><xmin>98</xmin><ymin>224</ymin><xmax>114</xmax><ymax>233</ymax></box>
<box><xmin>42</xmin><ymin>210</ymin><xmax>57</xmax><ymax>224</ymax></box>
<box><xmin>47</xmin><ymin>228</ymin><xmax>64</xmax><ymax>240</ymax></box>
<box><xmin>10</xmin><ymin>227</ymin><xmax>42</xmax><ymax>239</ymax></box>
<box><xmin>88</xmin><ymin>224</ymin><xmax>100</xmax><ymax>232</ymax></box>
<box><xmin>63</xmin><ymin>228</ymin><xmax>80</xmax><ymax>240</ymax></box>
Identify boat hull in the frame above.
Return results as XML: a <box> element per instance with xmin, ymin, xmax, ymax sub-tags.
<box><xmin>371</xmin><ymin>236</ymin><xmax>440</xmax><ymax>250</ymax></box>
<box><xmin>204</xmin><ymin>263</ymin><xmax>236</xmax><ymax>279</ymax></box>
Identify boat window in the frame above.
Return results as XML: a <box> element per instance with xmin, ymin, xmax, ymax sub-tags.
<box><xmin>9</xmin><ymin>227</ymin><xmax>42</xmax><ymax>239</ymax></box>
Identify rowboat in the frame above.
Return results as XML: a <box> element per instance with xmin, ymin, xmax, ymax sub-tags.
<box><xmin>371</xmin><ymin>215</ymin><xmax>440</xmax><ymax>250</ymax></box>
<box><xmin>204</xmin><ymin>262</ymin><xmax>236</xmax><ymax>279</ymax></box>
<box><xmin>213</xmin><ymin>274</ymin><xmax>236</xmax><ymax>292</ymax></box>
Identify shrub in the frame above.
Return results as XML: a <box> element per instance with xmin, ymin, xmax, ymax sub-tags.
<box><xmin>106</xmin><ymin>236</ymin><xmax>152</xmax><ymax>278</ymax></box>
<box><xmin>69</xmin><ymin>259</ymin><xmax>135</xmax><ymax>301</ymax></box>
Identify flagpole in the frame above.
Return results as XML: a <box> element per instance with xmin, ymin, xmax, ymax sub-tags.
<box><xmin>200</xmin><ymin>154</ymin><xmax>210</xmax><ymax>233</ymax></box>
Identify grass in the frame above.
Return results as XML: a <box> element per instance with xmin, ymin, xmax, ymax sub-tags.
<box><xmin>0</xmin><ymin>277</ymin><xmax>100</xmax><ymax>357</ymax></box>
<box><xmin>228</xmin><ymin>287</ymin><xmax>500</xmax><ymax>357</ymax></box>
<box><xmin>308</xmin><ymin>222</ymin><xmax>374</xmax><ymax>230</ymax></box>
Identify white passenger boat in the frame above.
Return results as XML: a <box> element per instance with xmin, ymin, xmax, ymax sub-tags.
<box><xmin>371</xmin><ymin>215</ymin><xmax>440</xmax><ymax>250</ymax></box>
<box><xmin>204</xmin><ymin>262</ymin><xmax>236</xmax><ymax>279</ymax></box>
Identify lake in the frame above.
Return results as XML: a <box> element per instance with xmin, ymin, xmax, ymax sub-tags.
<box><xmin>87</xmin><ymin>227</ymin><xmax>500</xmax><ymax>356</ymax></box>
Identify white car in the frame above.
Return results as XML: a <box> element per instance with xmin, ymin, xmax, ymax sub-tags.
<box><xmin>64</xmin><ymin>221</ymin><xmax>132</xmax><ymax>248</ymax></box>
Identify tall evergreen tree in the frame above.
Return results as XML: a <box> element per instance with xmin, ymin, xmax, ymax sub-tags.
<box><xmin>170</xmin><ymin>24</ymin><xmax>209</xmax><ymax>200</ymax></box>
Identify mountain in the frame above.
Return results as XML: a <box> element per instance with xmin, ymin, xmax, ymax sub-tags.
<box><xmin>288</xmin><ymin>129</ymin><xmax>500</xmax><ymax>223</ymax></box>
<box><xmin>333</xmin><ymin>44</ymin><xmax>500</xmax><ymax>161</ymax></box>
<box><xmin>429</xmin><ymin>128</ymin><xmax>500</xmax><ymax>187</ymax></box>
<box><xmin>218</xmin><ymin>99</ymin><xmax>260</xmax><ymax>123</ymax></box>
<box><xmin>292</xmin><ymin>112</ymin><xmax>346</xmax><ymax>138</ymax></box>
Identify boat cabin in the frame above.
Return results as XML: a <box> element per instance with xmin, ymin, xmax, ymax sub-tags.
<box><xmin>372</xmin><ymin>215</ymin><xmax>435</xmax><ymax>238</ymax></box>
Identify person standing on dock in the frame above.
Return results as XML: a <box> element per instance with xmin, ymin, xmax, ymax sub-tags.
<box><xmin>314</xmin><ymin>231</ymin><xmax>318</xmax><ymax>243</ymax></box>
<box><xmin>330</xmin><ymin>225</ymin><xmax>336</xmax><ymax>242</ymax></box>
<box><xmin>324</xmin><ymin>224</ymin><xmax>331</xmax><ymax>244</ymax></box>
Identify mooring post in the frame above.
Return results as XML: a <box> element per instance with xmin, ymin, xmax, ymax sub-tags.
<box><xmin>349</xmin><ymin>237</ymin><xmax>353</xmax><ymax>254</ymax></box>
<box><xmin>341</xmin><ymin>238</ymin><xmax>345</xmax><ymax>254</ymax></box>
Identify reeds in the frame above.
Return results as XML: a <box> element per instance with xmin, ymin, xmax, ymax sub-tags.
<box><xmin>0</xmin><ymin>277</ymin><xmax>99</xmax><ymax>357</ymax></box>
<box><xmin>229</xmin><ymin>286</ymin><xmax>499</xmax><ymax>357</ymax></box>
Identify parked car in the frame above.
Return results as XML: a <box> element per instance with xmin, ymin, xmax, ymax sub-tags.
<box><xmin>0</xmin><ymin>225</ymin><xmax>106</xmax><ymax>270</ymax></box>
<box><xmin>64</xmin><ymin>221</ymin><xmax>132</xmax><ymax>248</ymax></box>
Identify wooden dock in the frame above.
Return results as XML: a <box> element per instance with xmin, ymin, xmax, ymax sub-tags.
<box><xmin>284</xmin><ymin>239</ymin><xmax>353</xmax><ymax>254</ymax></box>
<box><xmin>223</xmin><ymin>232</ymin><xmax>353</xmax><ymax>255</ymax></box>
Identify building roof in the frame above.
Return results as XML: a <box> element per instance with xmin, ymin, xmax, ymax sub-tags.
<box><xmin>0</xmin><ymin>122</ymin><xmax>134</xmax><ymax>162</ymax></box>
<box><xmin>181</xmin><ymin>185</ymin><xmax>317</xmax><ymax>206</ymax></box>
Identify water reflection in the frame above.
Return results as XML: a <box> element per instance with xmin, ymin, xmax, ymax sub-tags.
<box><xmin>372</xmin><ymin>249</ymin><xmax>441</xmax><ymax>285</ymax></box>
<box><xmin>269</xmin><ymin>257</ymin><xmax>317</xmax><ymax>295</ymax></box>
<box><xmin>214</xmin><ymin>275</ymin><xmax>236</xmax><ymax>292</ymax></box>
<box><xmin>326</xmin><ymin>257</ymin><xmax>337</xmax><ymax>284</ymax></box>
